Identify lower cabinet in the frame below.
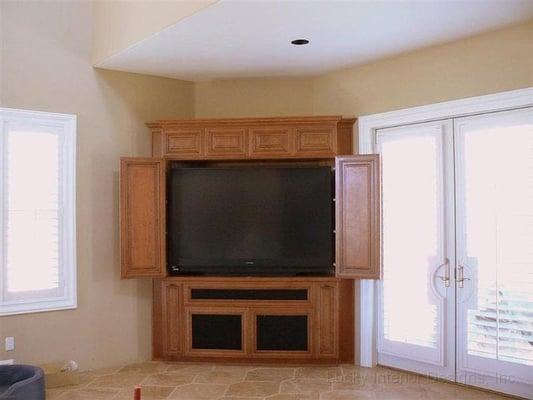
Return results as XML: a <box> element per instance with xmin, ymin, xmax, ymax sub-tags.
<box><xmin>153</xmin><ymin>277</ymin><xmax>354</xmax><ymax>363</ymax></box>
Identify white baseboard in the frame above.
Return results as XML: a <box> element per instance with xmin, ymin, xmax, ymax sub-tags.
<box><xmin>0</xmin><ymin>359</ymin><xmax>15</xmax><ymax>365</ymax></box>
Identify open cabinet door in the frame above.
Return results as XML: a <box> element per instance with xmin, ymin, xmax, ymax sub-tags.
<box><xmin>335</xmin><ymin>155</ymin><xmax>381</xmax><ymax>279</ymax></box>
<box><xmin>120</xmin><ymin>158</ymin><xmax>166</xmax><ymax>278</ymax></box>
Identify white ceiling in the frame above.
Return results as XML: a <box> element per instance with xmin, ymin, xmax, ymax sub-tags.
<box><xmin>97</xmin><ymin>0</ymin><xmax>533</xmax><ymax>82</ymax></box>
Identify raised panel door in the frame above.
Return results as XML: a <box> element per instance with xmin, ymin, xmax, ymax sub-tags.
<box><xmin>335</xmin><ymin>155</ymin><xmax>380</xmax><ymax>279</ymax></box>
<box><xmin>120</xmin><ymin>158</ymin><xmax>166</xmax><ymax>278</ymax></box>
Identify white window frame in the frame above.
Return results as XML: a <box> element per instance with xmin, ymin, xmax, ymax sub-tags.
<box><xmin>0</xmin><ymin>107</ymin><xmax>77</xmax><ymax>316</ymax></box>
<box><xmin>357</xmin><ymin>87</ymin><xmax>533</xmax><ymax>367</ymax></box>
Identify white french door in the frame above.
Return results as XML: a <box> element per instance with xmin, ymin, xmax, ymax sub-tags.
<box><xmin>376</xmin><ymin>120</ymin><xmax>456</xmax><ymax>381</ymax></box>
<box><xmin>376</xmin><ymin>107</ymin><xmax>533</xmax><ymax>398</ymax></box>
<box><xmin>454</xmin><ymin>108</ymin><xmax>533</xmax><ymax>397</ymax></box>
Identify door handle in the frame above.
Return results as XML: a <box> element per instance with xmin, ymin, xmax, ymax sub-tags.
<box><xmin>457</xmin><ymin>265</ymin><xmax>471</xmax><ymax>288</ymax></box>
<box><xmin>436</xmin><ymin>258</ymin><xmax>450</xmax><ymax>287</ymax></box>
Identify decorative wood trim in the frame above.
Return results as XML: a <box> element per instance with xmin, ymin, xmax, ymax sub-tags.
<box><xmin>165</xmin><ymin>128</ymin><xmax>204</xmax><ymax>158</ymax></box>
<box><xmin>152</xmin><ymin>279</ymin><xmax>164</xmax><ymax>358</ymax></box>
<box><xmin>338</xmin><ymin>279</ymin><xmax>355</xmax><ymax>363</ymax></box>
<box><xmin>317</xmin><ymin>284</ymin><xmax>337</xmax><ymax>357</ymax></box>
<box><xmin>206</xmin><ymin>127</ymin><xmax>248</xmax><ymax>159</ymax></box>
<box><xmin>294</xmin><ymin>125</ymin><xmax>336</xmax><ymax>155</ymax></box>
<box><xmin>146</xmin><ymin>115</ymin><xmax>356</xmax><ymax>160</ymax></box>
<box><xmin>147</xmin><ymin>115</ymin><xmax>355</xmax><ymax>128</ymax></box>
<box><xmin>249</xmin><ymin>126</ymin><xmax>292</xmax><ymax>158</ymax></box>
<box><xmin>162</xmin><ymin>281</ymin><xmax>181</xmax><ymax>356</ymax></box>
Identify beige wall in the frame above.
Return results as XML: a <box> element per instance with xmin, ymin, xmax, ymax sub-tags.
<box><xmin>195</xmin><ymin>21</ymin><xmax>533</xmax><ymax>119</ymax></box>
<box><xmin>312</xmin><ymin>21</ymin><xmax>533</xmax><ymax>117</ymax></box>
<box><xmin>0</xmin><ymin>0</ymin><xmax>194</xmax><ymax>370</ymax></box>
<box><xmin>195</xmin><ymin>78</ymin><xmax>314</xmax><ymax>118</ymax></box>
<box><xmin>93</xmin><ymin>0</ymin><xmax>218</xmax><ymax>65</ymax></box>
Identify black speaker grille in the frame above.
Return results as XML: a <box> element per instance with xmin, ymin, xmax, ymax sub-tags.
<box><xmin>256</xmin><ymin>315</ymin><xmax>308</xmax><ymax>351</ymax></box>
<box><xmin>191</xmin><ymin>314</ymin><xmax>242</xmax><ymax>350</ymax></box>
<box><xmin>191</xmin><ymin>289</ymin><xmax>308</xmax><ymax>301</ymax></box>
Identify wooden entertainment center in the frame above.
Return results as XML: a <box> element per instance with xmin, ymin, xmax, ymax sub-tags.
<box><xmin>120</xmin><ymin>116</ymin><xmax>380</xmax><ymax>364</ymax></box>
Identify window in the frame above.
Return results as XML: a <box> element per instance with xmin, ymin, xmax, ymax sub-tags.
<box><xmin>0</xmin><ymin>108</ymin><xmax>76</xmax><ymax>315</ymax></box>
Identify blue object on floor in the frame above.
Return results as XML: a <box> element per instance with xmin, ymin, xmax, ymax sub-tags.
<box><xmin>0</xmin><ymin>365</ymin><xmax>45</xmax><ymax>400</ymax></box>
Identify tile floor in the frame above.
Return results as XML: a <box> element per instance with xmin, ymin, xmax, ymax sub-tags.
<box><xmin>46</xmin><ymin>362</ymin><xmax>518</xmax><ymax>400</ymax></box>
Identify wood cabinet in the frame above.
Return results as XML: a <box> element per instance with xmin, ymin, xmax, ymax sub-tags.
<box><xmin>120</xmin><ymin>116</ymin><xmax>380</xmax><ymax>365</ymax></box>
<box><xmin>147</xmin><ymin>116</ymin><xmax>355</xmax><ymax>160</ymax></box>
<box><xmin>120</xmin><ymin>158</ymin><xmax>166</xmax><ymax>278</ymax></box>
<box><xmin>153</xmin><ymin>277</ymin><xmax>354</xmax><ymax>363</ymax></box>
<box><xmin>335</xmin><ymin>155</ymin><xmax>381</xmax><ymax>279</ymax></box>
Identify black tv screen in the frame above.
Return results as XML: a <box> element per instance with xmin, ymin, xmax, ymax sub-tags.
<box><xmin>167</xmin><ymin>166</ymin><xmax>333</xmax><ymax>276</ymax></box>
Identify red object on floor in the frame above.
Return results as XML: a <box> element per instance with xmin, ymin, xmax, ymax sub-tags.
<box><xmin>133</xmin><ymin>386</ymin><xmax>141</xmax><ymax>400</ymax></box>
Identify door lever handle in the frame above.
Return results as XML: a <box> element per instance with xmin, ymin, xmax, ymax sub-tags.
<box><xmin>457</xmin><ymin>265</ymin><xmax>471</xmax><ymax>288</ymax></box>
<box><xmin>436</xmin><ymin>258</ymin><xmax>450</xmax><ymax>287</ymax></box>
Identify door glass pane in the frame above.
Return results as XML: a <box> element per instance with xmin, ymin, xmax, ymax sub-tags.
<box><xmin>457</xmin><ymin>109</ymin><xmax>533</xmax><ymax>366</ymax></box>
<box><xmin>378</xmin><ymin>123</ymin><xmax>446</xmax><ymax>350</ymax></box>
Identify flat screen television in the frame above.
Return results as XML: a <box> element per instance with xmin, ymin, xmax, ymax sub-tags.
<box><xmin>167</xmin><ymin>165</ymin><xmax>333</xmax><ymax>276</ymax></box>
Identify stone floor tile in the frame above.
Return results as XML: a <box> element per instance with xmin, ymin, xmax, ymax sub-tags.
<box><xmin>142</xmin><ymin>372</ymin><xmax>195</xmax><ymax>386</ymax></box>
<box><xmin>114</xmin><ymin>385</ymin><xmax>175</xmax><ymax>400</ymax></box>
<box><xmin>320</xmin><ymin>389</ymin><xmax>376</xmax><ymax>400</ymax></box>
<box><xmin>279</xmin><ymin>378</ymin><xmax>331</xmax><ymax>394</ymax></box>
<box><xmin>267</xmin><ymin>394</ymin><xmax>320</xmax><ymax>400</ymax></box>
<box><xmin>372</xmin><ymin>386</ymin><xmax>427</xmax><ymax>400</ymax></box>
<box><xmin>194</xmin><ymin>368</ymin><xmax>248</xmax><ymax>384</ymax></box>
<box><xmin>55</xmin><ymin>387</ymin><xmax>119</xmax><ymax>400</ymax></box>
<box><xmin>167</xmin><ymin>383</ymin><xmax>229</xmax><ymax>400</ymax></box>
<box><xmin>166</xmin><ymin>363</ymin><xmax>215</xmax><ymax>375</ymax></box>
<box><xmin>46</xmin><ymin>388</ymin><xmax>71</xmax><ymax>400</ymax></box>
<box><xmin>246</xmin><ymin>368</ymin><xmax>296</xmax><ymax>382</ymax></box>
<box><xmin>118</xmin><ymin>362</ymin><xmax>169</xmax><ymax>375</ymax></box>
<box><xmin>88</xmin><ymin>373</ymin><xmax>147</xmax><ymax>389</ymax></box>
<box><xmin>295</xmin><ymin>367</ymin><xmax>342</xmax><ymax>380</ymax></box>
<box><xmin>226</xmin><ymin>380</ymin><xmax>281</xmax><ymax>397</ymax></box>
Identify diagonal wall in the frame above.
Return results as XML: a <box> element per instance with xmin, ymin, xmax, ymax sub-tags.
<box><xmin>92</xmin><ymin>0</ymin><xmax>218</xmax><ymax>65</ymax></box>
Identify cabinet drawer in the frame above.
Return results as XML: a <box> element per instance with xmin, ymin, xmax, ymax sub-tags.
<box><xmin>249</xmin><ymin>127</ymin><xmax>292</xmax><ymax>157</ymax></box>
<box><xmin>295</xmin><ymin>126</ymin><xmax>336</xmax><ymax>156</ymax></box>
<box><xmin>165</xmin><ymin>129</ymin><xmax>204</xmax><ymax>158</ymax></box>
<box><xmin>206</xmin><ymin>127</ymin><xmax>248</xmax><ymax>159</ymax></box>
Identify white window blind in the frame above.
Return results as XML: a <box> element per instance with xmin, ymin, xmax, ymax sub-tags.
<box><xmin>0</xmin><ymin>108</ymin><xmax>76</xmax><ymax>315</ymax></box>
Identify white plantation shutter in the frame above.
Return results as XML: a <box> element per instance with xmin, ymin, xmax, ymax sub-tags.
<box><xmin>0</xmin><ymin>108</ymin><xmax>76</xmax><ymax>315</ymax></box>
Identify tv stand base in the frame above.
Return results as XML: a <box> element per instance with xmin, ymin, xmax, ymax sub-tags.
<box><xmin>153</xmin><ymin>276</ymin><xmax>354</xmax><ymax>364</ymax></box>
